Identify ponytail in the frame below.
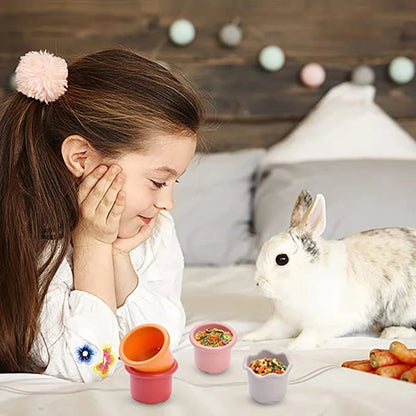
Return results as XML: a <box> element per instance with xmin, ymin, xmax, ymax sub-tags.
<box><xmin>0</xmin><ymin>94</ymin><xmax>78</xmax><ymax>373</ymax></box>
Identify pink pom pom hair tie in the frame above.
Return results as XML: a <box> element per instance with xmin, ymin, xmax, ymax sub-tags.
<box><xmin>15</xmin><ymin>50</ymin><xmax>68</xmax><ymax>104</ymax></box>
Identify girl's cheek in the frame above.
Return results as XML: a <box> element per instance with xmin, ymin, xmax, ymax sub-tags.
<box><xmin>129</xmin><ymin>193</ymin><xmax>148</xmax><ymax>213</ymax></box>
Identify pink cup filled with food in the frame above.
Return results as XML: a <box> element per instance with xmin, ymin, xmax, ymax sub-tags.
<box><xmin>189</xmin><ymin>321</ymin><xmax>237</xmax><ymax>374</ymax></box>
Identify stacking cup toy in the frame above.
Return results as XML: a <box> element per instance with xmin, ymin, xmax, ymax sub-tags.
<box><xmin>120</xmin><ymin>323</ymin><xmax>177</xmax><ymax>404</ymax></box>
<box><xmin>189</xmin><ymin>321</ymin><xmax>237</xmax><ymax>374</ymax></box>
<box><xmin>125</xmin><ymin>360</ymin><xmax>178</xmax><ymax>404</ymax></box>
<box><xmin>243</xmin><ymin>350</ymin><xmax>292</xmax><ymax>404</ymax></box>
<box><xmin>119</xmin><ymin>323</ymin><xmax>174</xmax><ymax>372</ymax></box>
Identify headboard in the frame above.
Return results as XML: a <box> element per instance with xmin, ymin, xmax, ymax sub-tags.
<box><xmin>1</xmin><ymin>1</ymin><xmax>415</xmax><ymax>151</ymax></box>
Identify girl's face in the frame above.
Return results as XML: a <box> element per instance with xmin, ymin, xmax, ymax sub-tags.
<box><xmin>111</xmin><ymin>134</ymin><xmax>196</xmax><ymax>238</ymax></box>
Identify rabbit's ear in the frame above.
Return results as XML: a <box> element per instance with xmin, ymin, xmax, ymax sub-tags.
<box><xmin>290</xmin><ymin>190</ymin><xmax>313</xmax><ymax>227</ymax></box>
<box><xmin>298</xmin><ymin>194</ymin><xmax>326</xmax><ymax>238</ymax></box>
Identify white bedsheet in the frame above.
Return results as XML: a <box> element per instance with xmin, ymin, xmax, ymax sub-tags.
<box><xmin>1</xmin><ymin>264</ymin><xmax>416</xmax><ymax>415</ymax></box>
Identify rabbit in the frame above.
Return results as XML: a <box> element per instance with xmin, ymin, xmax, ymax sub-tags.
<box><xmin>243</xmin><ymin>190</ymin><xmax>416</xmax><ymax>350</ymax></box>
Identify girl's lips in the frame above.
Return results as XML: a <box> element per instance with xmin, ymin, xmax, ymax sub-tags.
<box><xmin>138</xmin><ymin>215</ymin><xmax>153</xmax><ymax>225</ymax></box>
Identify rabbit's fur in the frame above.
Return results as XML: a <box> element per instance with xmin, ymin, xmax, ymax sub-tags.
<box><xmin>244</xmin><ymin>190</ymin><xmax>416</xmax><ymax>349</ymax></box>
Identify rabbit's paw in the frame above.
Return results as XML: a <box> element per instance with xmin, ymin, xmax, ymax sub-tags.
<box><xmin>379</xmin><ymin>326</ymin><xmax>416</xmax><ymax>339</ymax></box>
<box><xmin>241</xmin><ymin>330</ymin><xmax>270</xmax><ymax>342</ymax></box>
<box><xmin>287</xmin><ymin>335</ymin><xmax>318</xmax><ymax>350</ymax></box>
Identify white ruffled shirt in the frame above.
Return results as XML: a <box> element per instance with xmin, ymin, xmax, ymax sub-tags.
<box><xmin>35</xmin><ymin>211</ymin><xmax>186</xmax><ymax>382</ymax></box>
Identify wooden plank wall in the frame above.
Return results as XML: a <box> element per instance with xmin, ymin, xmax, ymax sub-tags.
<box><xmin>1</xmin><ymin>0</ymin><xmax>416</xmax><ymax>151</ymax></box>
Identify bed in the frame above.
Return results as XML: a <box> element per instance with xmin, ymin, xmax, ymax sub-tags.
<box><xmin>1</xmin><ymin>82</ymin><xmax>416</xmax><ymax>414</ymax></box>
<box><xmin>1</xmin><ymin>264</ymin><xmax>415</xmax><ymax>415</ymax></box>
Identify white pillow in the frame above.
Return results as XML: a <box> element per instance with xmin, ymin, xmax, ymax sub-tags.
<box><xmin>260</xmin><ymin>82</ymin><xmax>416</xmax><ymax>168</ymax></box>
<box><xmin>171</xmin><ymin>149</ymin><xmax>265</xmax><ymax>265</ymax></box>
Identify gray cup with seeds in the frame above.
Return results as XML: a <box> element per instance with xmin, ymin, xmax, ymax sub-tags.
<box><xmin>243</xmin><ymin>350</ymin><xmax>292</xmax><ymax>404</ymax></box>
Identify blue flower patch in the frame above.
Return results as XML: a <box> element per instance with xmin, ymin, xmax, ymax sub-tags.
<box><xmin>76</xmin><ymin>344</ymin><xmax>95</xmax><ymax>364</ymax></box>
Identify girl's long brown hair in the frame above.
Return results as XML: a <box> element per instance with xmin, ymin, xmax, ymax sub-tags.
<box><xmin>0</xmin><ymin>49</ymin><xmax>204</xmax><ymax>373</ymax></box>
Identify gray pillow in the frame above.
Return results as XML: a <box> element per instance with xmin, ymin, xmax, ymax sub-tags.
<box><xmin>171</xmin><ymin>148</ymin><xmax>265</xmax><ymax>265</ymax></box>
<box><xmin>254</xmin><ymin>159</ymin><xmax>416</xmax><ymax>247</ymax></box>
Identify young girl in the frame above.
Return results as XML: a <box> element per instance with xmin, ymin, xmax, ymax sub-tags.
<box><xmin>0</xmin><ymin>49</ymin><xmax>205</xmax><ymax>382</ymax></box>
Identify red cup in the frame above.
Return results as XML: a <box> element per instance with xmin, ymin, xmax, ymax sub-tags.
<box><xmin>125</xmin><ymin>360</ymin><xmax>178</xmax><ymax>404</ymax></box>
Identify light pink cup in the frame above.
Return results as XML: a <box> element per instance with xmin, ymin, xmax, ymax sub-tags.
<box><xmin>189</xmin><ymin>321</ymin><xmax>237</xmax><ymax>374</ymax></box>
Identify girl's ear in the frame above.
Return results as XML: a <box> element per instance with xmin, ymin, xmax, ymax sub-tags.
<box><xmin>290</xmin><ymin>189</ymin><xmax>313</xmax><ymax>227</ymax></box>
<box><xmin>61</xmin><ymin>135</ymin><xmax>96</xmax><ymax>178</ymax></box>
<box><xmin>297</xmin><ymin>194</ymin><xmax>326</xmax><ymax>239</ymax></box>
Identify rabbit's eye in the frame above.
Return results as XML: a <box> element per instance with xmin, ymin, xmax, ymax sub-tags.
<box><xmin>275</xmin><ymin>254</ymin><xmax>289</xmax><ymax>266</ymax></box>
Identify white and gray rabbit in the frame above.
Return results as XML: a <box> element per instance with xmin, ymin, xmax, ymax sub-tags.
<box><xmin>244</xmin><ymin>190</ymin><xmax>416</xmax><ymax>349</ymax></box>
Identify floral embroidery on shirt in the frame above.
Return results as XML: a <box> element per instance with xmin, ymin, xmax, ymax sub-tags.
<box><xmin>76</xmin><ymin>344</ymin><xmax>95</xmax><ymax>364</ymax></box>
<box><xmin>93</xmin><ymin>344</ymin><xmax>117</xmax><ymax>378</ymax></box>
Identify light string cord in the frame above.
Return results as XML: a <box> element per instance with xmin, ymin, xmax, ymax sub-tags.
<box><xmin>148</xmin><ymin>0</ymin><xmax>191</xmax><ymax>59</ymax></box>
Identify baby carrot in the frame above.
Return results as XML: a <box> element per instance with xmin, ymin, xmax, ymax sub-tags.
<box><xmin>370</xmin><ymin>350</ymin><xmax>401</xmax><ymax>368</ymax></box>
<box><xmin>375</xmin><ymin>363</ymin><xmax>412</xmax><ymax>379</ymax></box>
<box><xmin>369</xmin><ymin>348</ymin><xmax>384</xmax><ymax>357</ymax></box>
<box><xmin>401</xmin><ymin>366</ymin><xmax>416</xmax><ymax>383</ymax></box>
<box><xmin>342</xmin><ymin>360</ymin><xmax>373</xmax><ymax>372</ymax></box>
<box><xmin>390</xmin><ymin>341</ymin><xmax>416</xmax><ymax>365</ymax></box>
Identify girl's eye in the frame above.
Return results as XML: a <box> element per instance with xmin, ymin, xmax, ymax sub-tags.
<box><xmin>151</xmin><ymin>180</ymin><xmax>167</xmax><ymax>189</ymax></box>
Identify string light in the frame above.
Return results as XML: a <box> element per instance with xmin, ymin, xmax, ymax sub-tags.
<box><xmin>351</xmin><ymin>65</ymin><xmax>375</xmax><ymax>85</ymax></box>
<box><xmin>169</xmin><ymin>19</ymin><xmax>195</xmax><ymax>46</ymax></box>
<box><xmin>5</xmin><ymin>16</ymin><xmax>415</xmax><ymax>91</ymax></box>
<box><xmin>258</xmin><ymin>45</ymin><xmax>285</xmax><ymax>72</ymax></box>
<box><xmin>218</xmin><ymin>22</ymin><xmax>243</xmax><ymax>48</ymax></box>
<box><xmin>300</xmin><ymin>63</ymin><xmax>326</xmax><ymax>88</ymax></box>
<box><xmin>388</xmin><ymin>56</ymin><xmax>415</xmax><ymax>84</ymax></box>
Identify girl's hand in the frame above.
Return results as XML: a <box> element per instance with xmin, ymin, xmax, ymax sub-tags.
<box><xmin>112</xmin><ymin>215</ymin><xmax>158</xmax><ymax>257</ymax></box>
<box><xmin>72</xmin><ymin>164</ymin><xmax>126</xmax><ymax>247</ymax></box>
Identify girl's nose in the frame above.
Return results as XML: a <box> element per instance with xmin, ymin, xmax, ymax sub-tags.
<box><xmin>155</xmin><ymin>189</ymin><xmax>174</xmax><ymax>211</ymax></box>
